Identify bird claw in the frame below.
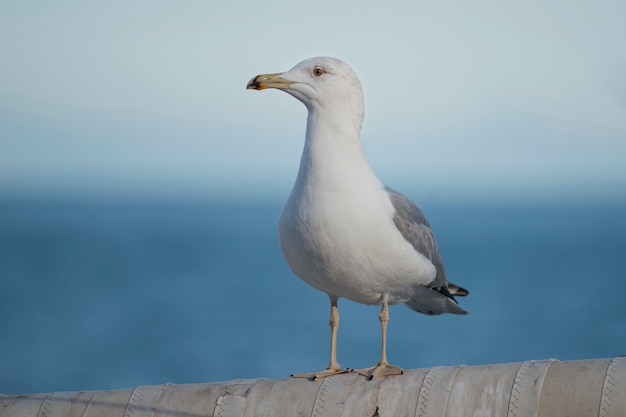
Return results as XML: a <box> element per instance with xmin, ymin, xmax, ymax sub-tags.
<box><xmin>352</xmin><ymin>364</ymin><xmax>404</xmax><ymax>380</ymax></box>
<box><xmin>291</xmin><ymin>367</ymin><xmax>350</xmax><ymax>381</ymax></box>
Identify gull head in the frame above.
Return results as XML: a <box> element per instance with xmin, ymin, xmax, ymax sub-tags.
<box><xmin>247</xmin><ymin>57</ymin><xmax>364</xmax><ymax>120</ymax></box>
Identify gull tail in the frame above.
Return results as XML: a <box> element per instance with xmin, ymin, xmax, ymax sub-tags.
<box><xmin>448</xmin><ymin>282</ymin><xmax>469</xmax><ymax>297</ymax></box>
<box><xmin>405</xmin><ymin>284</ymin><xmax>468</xmax><ymax>316</ymax></box>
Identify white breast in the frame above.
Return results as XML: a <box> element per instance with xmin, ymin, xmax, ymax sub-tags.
<box><xmin>278</xmin><ymin>151</ymin><xmax>436</xmax><ymax>305</ymax></box>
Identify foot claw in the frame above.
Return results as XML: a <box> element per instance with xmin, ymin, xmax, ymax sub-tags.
<box><xmin>353</xmin><ymin>364</ymin><xmax>403</xmax><ymax>380</ymax></box>
<box><xmin>291</xmin><ymin>367</ymin><xmax>350</xmax><ymax>380</ymax></box>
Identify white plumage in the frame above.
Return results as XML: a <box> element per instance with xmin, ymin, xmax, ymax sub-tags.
<box><xmin>247</xmin><ymin>57</ymin><xmax>468</xmax><ymax>380</ymax></box>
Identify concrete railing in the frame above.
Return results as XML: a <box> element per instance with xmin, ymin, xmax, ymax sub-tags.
<box><xmin>1</xmin><ymin>357</ymin><xmax>625</xmax><ymax>417</ymax></box>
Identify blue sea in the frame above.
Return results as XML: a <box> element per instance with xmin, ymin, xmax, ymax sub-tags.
<box><xmin>1</xmin><ymin>196</ymin><xmax>625</xmax><ymax>395</ymax></box>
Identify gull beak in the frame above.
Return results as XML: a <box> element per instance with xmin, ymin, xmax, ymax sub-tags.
<box><xmin>246</xmin><ymin>72</ymin><xmax>294</xmax><ymax>90</ymax></box>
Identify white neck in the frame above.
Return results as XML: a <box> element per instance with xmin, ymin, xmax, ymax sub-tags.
<box><xmin>293</xmin><ymin>107</ymin><xmax>380</xmax><ymax>193</ymax></box>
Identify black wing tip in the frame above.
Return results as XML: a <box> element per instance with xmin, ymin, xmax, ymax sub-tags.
<box><xmin>448</xmin><ymin>283</ymin><xmax>469</xmax><ymax>297</ymax></box>
<box><xmin>432</xmin><ymin>285</ymin><xmax>456</xmax><ymax>301</ymax></box>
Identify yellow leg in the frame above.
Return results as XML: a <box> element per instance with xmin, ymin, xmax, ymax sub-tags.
<box><xmin>292</xmin><ymin>296</ymin><xmax>349</xmax><ymax>380</ymax></box>
<box><xmin>353</xmin><ymin>300</ymin><xmax>403</xmax><ymax>380</ymax></box>
<box><xmin>328</xmin><ymin>299</ymin><xmax>341</xmax><ymax>370</ymax></box>
<box><xmin>379</xmin><ymin>300</ymin><xmax>391</xmax><ymax>366</ymax></box>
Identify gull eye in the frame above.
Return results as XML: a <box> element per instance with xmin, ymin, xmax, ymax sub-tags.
<box><xmin>312</xmin><ymin>66</ymin><xmax>325</xmax><ymax>77</ymax></box>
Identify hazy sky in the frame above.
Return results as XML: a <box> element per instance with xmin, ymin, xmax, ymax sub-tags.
<box><xmin>1</xmin><ymin>1</ymin><xmax>625</xmax><ymax>203</ymax></box>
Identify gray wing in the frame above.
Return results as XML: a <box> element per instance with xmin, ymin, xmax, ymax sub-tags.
<box><xmin>386</xmin><ymin>186</ymin><xmax>468</xmax><ymax>297</ymax></box>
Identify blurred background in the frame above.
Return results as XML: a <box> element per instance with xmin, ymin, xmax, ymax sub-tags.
<box><xmin>1</xmin><ymin>0</ymin><xmax>625</xmax><ymax>395</ymax></box>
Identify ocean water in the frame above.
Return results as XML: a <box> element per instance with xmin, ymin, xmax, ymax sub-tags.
<box><xmin>1</xmin><ymin>196</ymin><xmax>625</xmax><ymax>395</ymax></box>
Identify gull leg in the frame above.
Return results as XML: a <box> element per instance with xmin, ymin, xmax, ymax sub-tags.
<box><xmin>292</xmin><ymin>296</ymin><xmax>349</xmax><ymax>380</ymax></box>
<box><xmin>328</xmin><ymin>298</ymin><xmax>341</xmax><ymax>370</ymax></box>
<box><xmin>353</xmin><ymin>299</ymin><xmax>403</xmax><ymax>380</ymax></box>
